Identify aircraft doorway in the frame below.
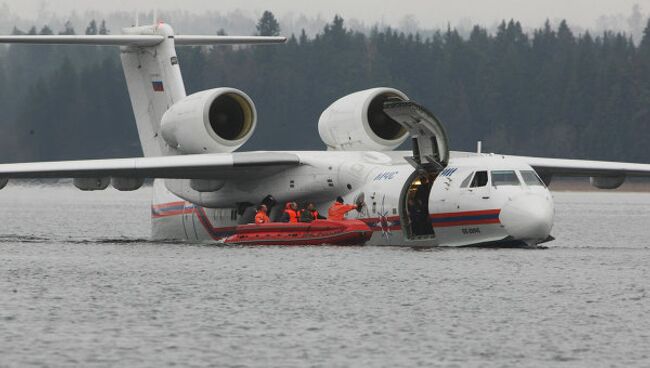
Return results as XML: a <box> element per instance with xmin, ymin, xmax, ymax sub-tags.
<box><xmin>400</xmin><ymin>170</ymin><xmax>438</xmax><ymax>240</ymax></box>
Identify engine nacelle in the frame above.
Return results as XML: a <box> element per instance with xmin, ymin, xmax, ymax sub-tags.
<box><xmin>590</xmin><ymin>175</ymin><xmax>625</xmax><ymax>189</ymax></box>
<box><xmin>318</xmin><ymin>88</ymin><xmax>410</xmax><ymax>151</ymax></box>
<box><xmin>74</xmin><ymin>178</ymin><xmax>110</xmax><ymax>191</ymax></box>
<box><xmin>112</xmin><ymin>177</ymin><xmax>145</xmax><ymax>191</ymax></box>
<box><xmin>161</xmin><ymin>88</ymin><xmax>256</xmax><ymax>154</ymax></box>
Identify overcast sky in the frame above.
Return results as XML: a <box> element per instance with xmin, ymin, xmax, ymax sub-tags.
<box><xmin>3</xmin><ymin>0</ymin><xmax>648</xmax><ymax>28</ymax></box>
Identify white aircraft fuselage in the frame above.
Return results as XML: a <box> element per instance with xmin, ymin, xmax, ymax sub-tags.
<box><xmin>152</xmin><ymin>151</ymin><xmax>554</xmax><ymax>247</ymax></box>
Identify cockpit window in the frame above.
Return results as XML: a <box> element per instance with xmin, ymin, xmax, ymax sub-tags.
<box><xmin>460</xmin><ymin>172</ymin><xmax>474</xmax><ymax>188</ymax></box>
<box><xmin>470</xmin><ymin>171</ymin><xmax>488</xmax><ymax>188</ymax></box>
<box><xmin>491</xmin><ymin>170</ymin><xmax>520</xmax><ymax>186</ymax></box>
<box><xmin>520</xmin><ymin>170</ymin><xmax>545</xmax><ymax>186</ymax></box>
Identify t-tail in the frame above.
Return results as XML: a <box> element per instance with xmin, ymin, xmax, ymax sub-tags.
<box><xmin>0</xmin><ymin>23</ymin><xmax>286</xmax><ymax>157</ymax></box>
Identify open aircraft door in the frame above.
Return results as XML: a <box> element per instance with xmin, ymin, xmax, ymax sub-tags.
<box><xmin>383</xmin><ymin>100</ymin><xmax>450</xmax><ymax>242</ymax></box>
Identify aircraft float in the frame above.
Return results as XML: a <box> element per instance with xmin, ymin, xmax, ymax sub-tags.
<box><xmin>1</xmin><ymin>22</ymin><xmax>650</xmax><ymax>247</ymax></box>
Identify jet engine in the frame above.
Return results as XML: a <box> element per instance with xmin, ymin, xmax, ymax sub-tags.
<box><xmin>161</xmin><ymin>88</ymin><xmax>256</xmax><ymax>154</ymax></box>
<box><xmin>318</xmin><ymin>88</ymin><xmax>410</xmax><ymax>151</ymax></box>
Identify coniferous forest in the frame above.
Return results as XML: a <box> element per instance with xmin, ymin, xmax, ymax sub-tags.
<box><xmin>1</xmin><ymin>13</ymin><xmax>650</xmax><ymax>163</ymax></box>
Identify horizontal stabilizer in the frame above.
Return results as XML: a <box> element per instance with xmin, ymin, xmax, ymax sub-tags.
<box><xmin>0</xmin><ymin>35</ymin><xmax>165</xmax><ymax>46</ymax></box>
<box><xmin>0</xmin><ymin>35</ymin><xmax>286</xmax><ymax>47</ymax></box>
<box><xmin>174</xmin><ymin>35</ymin><xmax>287</xmax><ymax>45</ymax></box>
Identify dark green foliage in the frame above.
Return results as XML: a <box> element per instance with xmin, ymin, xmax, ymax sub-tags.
<box><xmin>59</xmin><ymin>21</ymin><xmax>75</xmax><ymax>35</ymax></box>
<box><xmin>256</xmin><ymin>11</ymin><xmax>280</xmax><ymax>37</ymax></box>
<box><xmin>98</xmin><ymin>20</ymin><xmax>108</xmax><ymax>35</ymax></box>
<box><xmin>1</xmin><ymin>15</ymin><xmax>650</xmax><ymax>163</ymax></box>
<box><xmin>86</xmin><ymin>20</ymin><xmax>98</xmax><ymax>35</ymax></box>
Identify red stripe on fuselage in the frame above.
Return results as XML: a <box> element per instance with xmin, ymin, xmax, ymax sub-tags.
<box><xmin>429</xmin><ymin>209</ymin><xmax>501</xmax><ymax>219</ymax></box>
<box><xmin>151</xmin><ymin>209</ymin><xmax>194</xmax><ymax>218</ymax></box>
<box><xmin>152</xmin><ymin>201</ymin><xmax>186</xmax><ymax>210</ymax></box>
<box><xmin>151</xmin><ymin>201</ymin><xmax>194</xmax><ymax>218</ymax></box>
<box><xmin>431</xmin><ymin>218</ymin><xmax>501</xmax><ymax>228</ymax></box>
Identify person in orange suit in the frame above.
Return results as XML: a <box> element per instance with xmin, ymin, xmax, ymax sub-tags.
<box><xmin>280</xmin><ymin>202</ymin><xmax>299</xmax><ymax>223</ymax></box>
<box><xmin>254</xmin><ymin>204</ymin><xmax>270</xmax><ymax>224</ymax></box>
<box><xmin>327</xmin><ymin>196</ymin><xmax>358</xmax><ymax>221</ymax></box>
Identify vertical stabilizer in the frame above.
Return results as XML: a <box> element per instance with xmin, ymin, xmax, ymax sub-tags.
<box><xmin>120</xmin><ymin>23</ymin><xmax>186</xmax><ymax>157</ymax></box>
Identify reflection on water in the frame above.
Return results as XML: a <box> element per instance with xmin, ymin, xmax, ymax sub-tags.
<box><xmin>1</xmin><ymin>185</ymin><xmax>650</xmax><ymax>367</ymax></box>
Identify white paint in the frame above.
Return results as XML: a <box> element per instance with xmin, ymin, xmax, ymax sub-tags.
<box><xmin>318</xmin><ymin>88</ymin><xmax>409</xmax><ymax>151</ymax></box>
<box><xmin>160</xmin><ymin>88</ymin><xmax>256</xmax><ymax>154</ymax></box>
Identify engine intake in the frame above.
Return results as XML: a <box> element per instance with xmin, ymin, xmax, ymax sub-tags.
<box><xmin>161</xmin><ymin>88</ymin><xmax>256</xmax><ymax>154</ymax></box>
<box><xmin>318</xmin><ymin>88</ymin><xmax>410</xmax><ymax>151</ymax></box>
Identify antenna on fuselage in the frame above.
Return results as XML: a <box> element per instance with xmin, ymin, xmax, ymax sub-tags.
<box><xmin>477</xmin><ymin>141</ymin><xmax>482</xmax><ymax>154</ymax></box>
<box><xmin>135</xmin><ymin>10</ymin><xmax>140</xmax><ymax>27</ymax></box>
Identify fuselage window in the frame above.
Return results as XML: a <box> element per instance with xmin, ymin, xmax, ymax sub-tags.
<box><xmin>520</xmin><ymin>170</ymin><xmax>545</xmax><ymax>187</ymax></box>
<box><xmin>460</xmin><ymin>172</ymin><xmax>474</xmax><ymax>188</ymax></box>
<box><xmin>470</xmin><ymin>171</ymin><xmax>488</xmax><ymax>188</ymax></box>
<box><xmin>491</xmin><ymin>170</ymin><xmax>520</xmax><ymax>186</ymax></box>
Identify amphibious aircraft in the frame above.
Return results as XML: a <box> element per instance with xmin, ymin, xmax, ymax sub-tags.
<box><xmin>1</xmin><ymin>22</ymin><xmax>650</xmax><ymax>247</ymax></box>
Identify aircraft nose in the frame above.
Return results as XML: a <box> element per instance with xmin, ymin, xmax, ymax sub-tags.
<box><xmin>500</xmin><ymin>193</ymin><xmax>554</xmax><ymax>244</ymax></box>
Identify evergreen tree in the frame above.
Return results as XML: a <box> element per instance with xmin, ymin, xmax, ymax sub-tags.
<box><xmin>256</xmin><ymin>11</ymin><xmax>280</xmax><ymax>36</ymax></box>
<box><xmin>86</xmin><ymin>20</ymin><xmax>98</xmax><ymax>35</ymax></box>
<box><xmin>60</xmin><ymin>20</ymin><xmax>75</xmax><ymax>35</ymax></box>
<box><xmin>39</xmin><ymin>26</ymin><xmax>53</xmax><ymax>35</ymax></box>
<box><xmin>99</xmin><ymin>20</ymin><xmax>109</xmax><ymax>35</ymax></box>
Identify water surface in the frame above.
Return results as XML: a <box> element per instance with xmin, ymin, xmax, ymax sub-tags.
<box><xmin>1</xmin><ymin>186</ymin><xmax>649</xmax><ymax>367</ymax></box>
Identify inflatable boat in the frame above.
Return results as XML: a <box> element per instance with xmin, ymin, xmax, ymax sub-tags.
<box><xmin>222</xmin><ymin>220</ymin><xmax>372</xmax><ymax>246</ymax></box>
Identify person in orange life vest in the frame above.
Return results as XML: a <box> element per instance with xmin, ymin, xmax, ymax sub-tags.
<box><xmin>280</xmin><ymin>202</ymin><xmax>299</xmax><ymax>223</ymax></box>
<box><xmin>327</xmin><ymin>196</ymin><xmax>358</xmax><ymax>221</ymax></box>
<box><xmin>254</xmin><ymin>204</ymin><xmax>270</xmax><ymax>224</ymax></box>
<box><xmin>299</xmin><ymin>203</ymin><xmax>326</xmax><ymax>223</ymax></box>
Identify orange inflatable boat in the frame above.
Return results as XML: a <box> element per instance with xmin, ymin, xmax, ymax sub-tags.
<box><xmin>222</xmin><ymin>220</ymin><xmax>372</xmax><ymax>246</ymax></box>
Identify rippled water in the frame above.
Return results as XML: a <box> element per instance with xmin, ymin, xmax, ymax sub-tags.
<box><xmin>1</xmin><ymin>185</ymin><xmax>650</xmax><ymax>367</ymax></box>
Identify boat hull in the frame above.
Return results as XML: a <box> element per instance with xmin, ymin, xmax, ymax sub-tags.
<box><xmin>222</xmin><ymin>220</ymin><xmax>373</xmax><ymax>246</ymax></box>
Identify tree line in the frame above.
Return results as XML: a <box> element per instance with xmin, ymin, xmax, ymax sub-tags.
<box><xmin>1</xmin><ymin>12</ymin><xmax>650</xmax><ymax>163</ymax></box>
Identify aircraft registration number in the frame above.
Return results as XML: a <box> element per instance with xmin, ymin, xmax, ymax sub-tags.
<box><xmin>461</xmin><ymin>227</ymin><xmax>481</xmax><ymax>235</ymax></box>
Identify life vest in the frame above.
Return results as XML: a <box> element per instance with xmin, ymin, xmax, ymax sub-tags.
<box><xmin>283</xmin><ymin>203</ymin><xmax>299</xmax><ymax>223</ymax></box>
<box><xmin>327</xmin><ymin>202</ymin><xmax>357</xmax><ymax>221</ymax></box>
<box><xmin>255</xmin><ymin>211</ymin><xmax>270</xmax><ymax>224</ymax></box>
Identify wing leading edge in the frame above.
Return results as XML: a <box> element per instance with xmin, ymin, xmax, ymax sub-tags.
<box><xmin>0</xmin><ymin>152</ymin><xmax>301</xmax><ymax>180</ymax></box>
<box><xmin>509</xmin><ymin>155</ymin><xmax>650</xmax><ymax>178</ymax></box>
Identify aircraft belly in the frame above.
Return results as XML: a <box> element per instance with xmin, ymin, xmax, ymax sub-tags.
<box><xmin>152</xmin><ymin>179</ymin><xmax>237</xmax><ymax>242</ymax></box>
<box><xmin>152</xmin><ymin>215</ymin><xmax>188</xmax><ymax>241</ymax></box>
<box><xmin>434</xmin><ymin>223</ymin><xmax>508</xmax><ymax>247</ymax></box>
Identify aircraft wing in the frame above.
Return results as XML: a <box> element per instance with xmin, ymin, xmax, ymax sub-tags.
<box><xmin>0</xmin><ymin>152</ymin><xmax>301</xmax><ymax>180</ymax></box>
<box><xmin>508</xmin><ymin>155</ymin><xmax>650</xmax><ymax>177</ymax></box>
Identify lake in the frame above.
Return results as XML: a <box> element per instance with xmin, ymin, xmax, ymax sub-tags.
<box><xmin>1</xmin><ymin>185</ymin><xmax>649</xmax><ymax>367</ymax></box>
